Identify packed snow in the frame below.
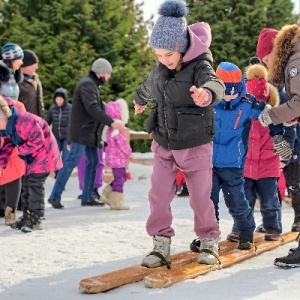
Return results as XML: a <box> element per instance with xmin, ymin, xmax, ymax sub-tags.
<box><xmin>1</xmin><ymin>158</ymin><xmax>300</xmax><ymax>300</ymax></box>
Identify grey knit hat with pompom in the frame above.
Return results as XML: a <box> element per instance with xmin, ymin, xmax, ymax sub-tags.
<box><xmin>150</xmin><ymin>0</ymin><xmax>189</xmax><ymax>53</ymax></box>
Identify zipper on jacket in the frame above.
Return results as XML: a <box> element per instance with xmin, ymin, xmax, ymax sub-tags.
<box><xmin>233</xmin><ymin>109</ymin><xmax>242</xmax><ymax>129</ymax></box>
<box><xmin>58</xmin><ymin>108</ymin><xmax>62</xmax><ymax>139</ymax></box>
<box><xmin>163</xmin><ymin>80</ymin><xmax>171</xmax><ymax>149</ymax></box>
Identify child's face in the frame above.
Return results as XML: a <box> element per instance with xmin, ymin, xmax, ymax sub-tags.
<box><xmin>11</xmin><ymin>59</ymin><xmax>23</xmax><ymax>70</ymax></box>
<box><xmin>154</xmin><ymin>48</ymin><xmax>182</xmax><ymax>70</ymax></box>
<box><xmin>55</xmin><ymin>96</ymin><xmax>64</xmax><ymax>107</ymax></box>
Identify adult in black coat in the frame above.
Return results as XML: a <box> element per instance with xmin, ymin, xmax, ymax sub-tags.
<box><xmin>48</xmin><ymin>58</ymin><xmax>124</xmax><ymax>208</ymax></box>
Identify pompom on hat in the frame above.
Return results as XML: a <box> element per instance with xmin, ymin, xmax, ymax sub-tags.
<box><xmin>256</xmin><ymin>28</ymin><xmax>279</xmax><ymax>60</ymax></box>
<box><xmin>216</xmin><ymin>62</ymin><xmax>243</xmax><ymax>95</ymax></box>
<box><xmin>150</xmin><ymin>0</ymin><xmax>189</xmax><ymax>53</ymax></box>
<box><xmin>0</xmin><ymin>95</ymin><xmax>12</xmax><ymax>120</ymax></box>
<box><xmin>246</xmin><ymin>64</ymin><xmax>270</xmax><ymax>101</ymax></box>
<box><xmin>1</xmin><ymin>43</ymin><xmax>24</xmax><ymax>62</ymax></box>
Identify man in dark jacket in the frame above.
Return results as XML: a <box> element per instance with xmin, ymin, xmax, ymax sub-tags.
<box><xmin>18</xmin><ymin>50</ymin><xmax>44</xmax><ymax>117</ymax></box>
<box><xmin>48</xmin><ymin>58</ymin><xmax>124</xmax><ymax>207</ymax></box>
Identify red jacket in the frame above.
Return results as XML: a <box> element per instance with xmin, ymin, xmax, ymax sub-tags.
<box><xmin>0</xmin><ymin>100</ymin><xmax>26</xmax><ymax>185</ymax></box>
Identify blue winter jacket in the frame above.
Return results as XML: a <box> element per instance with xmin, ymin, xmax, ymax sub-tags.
<box><xmin>213</xmin><ymin>82</ymin><xmax>266</xmax><ymax>168</ymax></box>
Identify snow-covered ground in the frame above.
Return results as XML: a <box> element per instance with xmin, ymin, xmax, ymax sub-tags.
<box><xmin>1</xmin><ymin>160</ymin><xmax>300</xmax><ymax>300</ymax></box>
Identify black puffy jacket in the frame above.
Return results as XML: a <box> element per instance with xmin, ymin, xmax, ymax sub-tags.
<box><xmin>134</xmin><ymin>51</ymin><xmax>224</xmax><ymax>150</ymax></box>
<box><xmin>45</xmin><ymin>87</ymin><xmax>72</xmax><ymax>140</ymax></box>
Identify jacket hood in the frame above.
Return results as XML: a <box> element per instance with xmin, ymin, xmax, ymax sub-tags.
<box><xmin>105</xmin><ymin>98</ymin><xmax>129</xmax><ymax>124</ymax></box>
<box><xmin>269</xmin><ymin>24</ymin><xmax>300</xmax><ymax>85</ymax></box>
<box><xmin>182</xmin><ymin>22</ymin><xmax>212</xmax><ymax>63</ymax></box>
<box><xmin>53</xmin><ymin>87</ymin><xmax>68</xmax><ymax>106</ymax></box>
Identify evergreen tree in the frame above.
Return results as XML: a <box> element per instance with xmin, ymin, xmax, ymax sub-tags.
<box><xmin>187</xmin><ymin>0</ymin><xmax>296</xmax><ymax>68</ymax></box>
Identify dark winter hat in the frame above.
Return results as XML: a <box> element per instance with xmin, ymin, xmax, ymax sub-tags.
<box><xmin>150</xmin><ymin>0</ymin><xmax>189</xmax><ymax>53</ymax></box>
<box><xmin>1</xmin><ymin>43</ymin><xmax>24</xmax><ymax>62</ymax></box>
<box><xmin>256</xmin><ymin>28</ymin><xmax>279</xmax><ymax>60</ymax></box>
<box><xmin>216</xmin><ymin>62</ymin><xmax>243</xmax><ymax>95</ymax></box>
<box><xmin>91</xmin><ymin>58</ymin><xmax>112</xmax><ymax>74</ymax></box>
<box><xmin>22</xmin><ymin>50</ymin><xmax>39</xmax><ymax>67</ymax></box>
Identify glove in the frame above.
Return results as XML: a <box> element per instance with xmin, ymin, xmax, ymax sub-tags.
<box><xmin>273</xmin><ymin>134</ymin><xmax>293</xmax><ymax>160</ymax></box>
<box><xmin>258</xmin><ymin>104</ymin><xmax>273</xmax><ymax>127</ymax></box>
<box><xmin>283</xmin><ymin>117</ymin><xmax>299</xmax><ymax>127</ymax></box>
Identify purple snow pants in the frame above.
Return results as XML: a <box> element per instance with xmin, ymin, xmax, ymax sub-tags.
<box><xmin>77</xmin><ymin>148</ymin><xmax>103</xmax><ymax>190</ymax></box>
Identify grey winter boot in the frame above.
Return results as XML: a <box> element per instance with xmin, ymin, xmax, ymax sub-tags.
<box><xmin>141</xmin><ymin>236</ymin><xmax>171</xmax><ymax>268</ymax></box>
<box><xmin>108</xmin><ymin>192</ymin><xmax>129</xmax><ymax>210</ymax></box>
<box><xmin>100</xmin><ymin>185</ymin><xmax>113</xmax><ymax>205</ymax></box>
<box><xmin>4</xmin><ymin>206</ymin><xmax>16</xmax><ymax>225</ymax></box>
<box><xmin>197</xmin><ymin>236</ymin><xmax>220</xmax><ymax>265</ymax></box>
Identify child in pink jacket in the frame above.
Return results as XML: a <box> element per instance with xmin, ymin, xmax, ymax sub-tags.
<box><xmin>0</xmin><ymin>96</ymin><xmax>62</xmax><ymax>232</ymax></box>
<box><xmin>100</xmin><ymin>98</ymin><xmax>132</xmax><ymax>210</ymax></box>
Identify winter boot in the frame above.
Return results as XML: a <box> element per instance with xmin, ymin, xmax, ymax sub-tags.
<box><xmin>48</xmin><ymin>198</ymin><xmax>64</xmax><ymax>209</ymax></box>
<box><xmin>176</xmin><ymin>183</ymin><xmax>189</xmax><ymax>197</ymax></box>
<box><xmin>197</xmin><ymin>236</ymin><xmax>220</xmax><ymax>265</ymax></box>
<box><xmin>4</xmin><ymin>206</ymin><xmax>16</xmax><ymax>225</ymax></box>
<box><xmin>21</xmin><ymin>211</ymin><xmax>43</xmax><ymax>233</ymax></box>
<box><xmin>190</xmin><ymin>238</ymin><xmax>201</xmax><ymax>252</ymax></box>
<box><xmin>238</xmin><ymin>235</ymin><xmax>254</xmax><ymax>250</ymax></box>
<box><xmin>107</xmin><ymin>192</ymin><xmax>129</xmax><ymax>210</ymax></box>
<box><xmin>100</xmin><ymin>185</ymin><xmax>112</xmax><ymax>205</ymax></box>
<box><xmin>10</xmin><ymin>214</ymin><xmax>27</xmax><ymax>230</ymax></box>
<box><xmin>227</xmin><ymin>231</ymin><xmax>240</xmax><ymax>242</ymax></box>
<box><xmin>291</xmin><ymin>215</ymin><xmax>300</xmax><ymax>232</ymax></box>
<box><xmin>264</xmin><ymin>230</ymin><xmax>280</xmax><ymax>241</ymax></box>
<box><xmin>255</xmin><ymin>224</ymin><xmax>266</xmax><ymax>233</ymax></box>
<box><xmin>141</xmin><ymin>236</ymin><xmax>171</xmax><ymax>268</ymax></box>
<box><xmin>274</xmin><ymin>235</ymin><xmax>300</xmax><ymax>268</ymax></box>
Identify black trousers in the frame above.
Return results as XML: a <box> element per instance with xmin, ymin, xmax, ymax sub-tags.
<box><xmin>283</xmin><ymin>162</ymin><xmax>300</xmax><ymax>215</ymax></box>
<box><xmin>0</xmin><ymin>177</ymin><xmax>22</xmax><ymax>210</ymax></box>
<box><xmin>21</xmin><ymin>173</ymin><xmax>49</xmax><ymax>217</ymax></box>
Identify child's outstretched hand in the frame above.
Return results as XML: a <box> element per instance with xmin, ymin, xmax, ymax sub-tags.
<box><xmin>190</xmin><ymin>86</ymin><xmax>211</xmax><ymax>107</ymax></box>
<box><xmin>134</xmin><ymin>100</ymin><xmax>147</xmax><ymax>115</ymax></box>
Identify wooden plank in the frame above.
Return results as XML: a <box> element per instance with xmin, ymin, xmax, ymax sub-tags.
<box><xmin>79</xmin><ymin>234</ymin><xmax>264</xmax><ymax>293</ymax></box>
<box><xmin>144</xmin><ymin>232</ymin><xmax>298</xmax><ymax>288</ymax></box>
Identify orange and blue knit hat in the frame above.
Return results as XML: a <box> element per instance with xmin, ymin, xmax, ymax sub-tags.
<box><xmin>216</xmin><ymin>62</ymin><xmax>243</xmax><ymax>95</ymax></box>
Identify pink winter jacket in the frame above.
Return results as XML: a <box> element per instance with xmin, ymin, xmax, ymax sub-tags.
<box><xmin>244</xmin><ymin>119</ymin><xmax>280</xmax><ymax>180</ymax></box>
<box><xmin>0</xmin><ymin>111</ymin><xmax>62</xmax><ymax>175</ymax></box>
<box><xmin>104</xmin><ymin>100</ymin><xmax>132</xmax><ymax>168</ymax></box>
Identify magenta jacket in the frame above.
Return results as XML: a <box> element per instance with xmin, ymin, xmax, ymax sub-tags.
<box><xmin>104</xmin><ymin>100</ymin><xmax>132</xmax><ymax>168</ymax></box>
<box><xmin>0</xmin><ymin>110</ymin><xmax>62</xmax><ymax>175</ymax></box>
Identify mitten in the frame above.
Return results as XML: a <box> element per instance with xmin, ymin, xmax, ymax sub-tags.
<box><xmin>258</xmin><ymin>104</ymin><xmax>272</xmax><ymax>127</ymax></box>
<box><xmin>273</xmin><ymin>134</ymin><xmax>293</xmax><ymax>160</ymax></box>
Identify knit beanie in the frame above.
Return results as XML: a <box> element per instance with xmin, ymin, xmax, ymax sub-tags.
<box><xmin>256</xmin><ymin>28</ymin><xmax>279</xmax><ymax>60</ymax></box>
<box><xmin>246</xmin><ymin>64</ymin><xmax>269</xmax><ymax>101</ymax></box>
<box><xmin>91</xmin><ymin>58</ymin><xmax>112</xmax><ymax>74</ymax></box>
<box><xmin>1</xmin><ymin>43</ymin><xmax>24</xmax><ymax>62</ymax></box>
<box><xmin>150</xmin><ymin>0</ymin><xmax>189</xmax><ymax>53</ymax></box>
<box><xmin>216</xmin><ymin>62</ymin><xmax>243</xmax><ymax>95</ymax></box>
<box><xmin>22</xmin><ymin>50</ymin><xmax>39</xmax><ymax>67</ymax></box>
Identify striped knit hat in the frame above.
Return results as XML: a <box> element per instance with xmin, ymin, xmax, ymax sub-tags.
<box><xmin>216</xmin><ymin>62</ymin><xmax>243</xmax><ymax>95</ymax></box>
<box><xmin>1</xmin><ymin>43</ymin><xmax>24</xmax><ymax>62</ymax></box>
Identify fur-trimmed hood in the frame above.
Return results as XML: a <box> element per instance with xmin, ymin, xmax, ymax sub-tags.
<box><xmin>269</xmin><ymin>24</ymin><xmax>300</xmax><ymax>85</ymax></box>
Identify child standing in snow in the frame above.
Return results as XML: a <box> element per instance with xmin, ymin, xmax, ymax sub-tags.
<box><xmin>100</xmin><ymin>98</ymin><xmax>132</xmax><ymax>210</ymax></box>
<box><xmin>229</xmin><ymin>63</ymin><xmax>282</xmax><ymax>242</ymax></box>
<box><xmin>0</xmin><ymin>96</ymin><xmax>62</xmax><ymax>232</ymax></box>
<box><xmin>134</xmin><ymin>0</ymin><xmax>224</xmax><ymax>268</ymax></box>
